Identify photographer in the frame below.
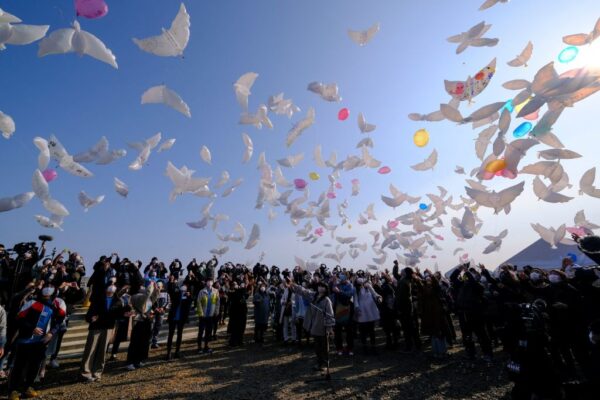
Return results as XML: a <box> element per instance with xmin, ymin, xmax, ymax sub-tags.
<box><xmin>11</xmin><ymin>241</ymin><xmax>46</xmax><ymax>295</ymax></box>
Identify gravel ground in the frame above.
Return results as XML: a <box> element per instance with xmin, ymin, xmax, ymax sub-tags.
<box><xmin>3</xmin><ymin>331</ymin><xmax>513</xmax><ymax>400</ymax></box>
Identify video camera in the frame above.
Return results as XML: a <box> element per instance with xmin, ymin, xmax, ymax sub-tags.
<box><xmin>11</xmin><ymin>242</ymin><xmax>38</xmax><ymax>257</ymax></box>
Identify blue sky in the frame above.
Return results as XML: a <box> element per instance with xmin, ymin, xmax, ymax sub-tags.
<box><xmin>1</xmin><ymin>0</ymin><xmax>600</xmax><ymax>271</ymax></box>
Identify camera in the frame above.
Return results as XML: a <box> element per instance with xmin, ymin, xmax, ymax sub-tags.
<box><xmin>12</xmin><ymin>242</ymin><xmax>38</xmax><ymax>257</ymax></box>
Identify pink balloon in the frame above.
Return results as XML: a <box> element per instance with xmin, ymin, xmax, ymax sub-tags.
<box><xmin>566</xmin><ymin>227</ymin><xmax>587</xmax><ymax>236</ymax></box>
<box><xmin>351</xmin><ymin>178</ymin><xmax>360</xmax><ymax>184</ymax></box>
<box><xmin>326</xmin><ymin>191</ymin><xmax>337</xmax><ymax>199</ymax></box>
<box><xmin>334</xmin><ymin>182</ymin><xmax>342</xmax><ymax>189</ymax></box>
<box><xmin>314</xmin><ymin>228</ymin><xmax>324</xmax><ymax>237</ymax></box>
<box><xmin>461</xmin><ymin>253</ymin><xmax>469</xmax><ymax>259</ymax></box>
<box><xmin>434</xmin><ymin>234</ymin><xmax>444</xmax><ymax>241</ymax></box>
<box><xmin>75</xmin><ymin>0</ymin><xmax>108</xmax><ymax>19</ymax></box>
<box><xmin>293</xmin><ymin>178</ymin><xmax>307</xmax><ymax>190</ymax></box>
<box><xmin>337</xmin><ymin>108</ymin><xmax>349</xmax><ymax>121</ymax></box>
<box><xmin>387</xmin><ymin>220</ymin><xmax>399</xmax><ymax>229</ymax></box>
<box><xmin>523</xmin><ymin>110</ymin><xmax>540</xmax><ymax>121</ymax></box>
<box><xmin>378</xmin><ymin>166</ymin><xmax>391</xmax><ymax>174</ymax></box>
<box><xmin>42</xmin><ymin>168</ymin><xmax>58</xmax><ymax>182</ymax></box>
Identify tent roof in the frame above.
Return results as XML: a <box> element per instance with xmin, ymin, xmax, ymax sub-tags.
<box><xmin>499</xmin><ymin>238</ymin><xmax>597</xmax><ymax>270</ymax></box>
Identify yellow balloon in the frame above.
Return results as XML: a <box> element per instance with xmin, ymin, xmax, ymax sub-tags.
<box><xmin>513</xmin><ymin>96</ymin><xmax>532</xmax><ymax>115</ymax></box>
<box><xmin>484</xmin><ymin>159</ymin><xmax>506</xmax><ymax>173</ymax></box>
<box><xmin>413</xmin><ymin>129</ymin><xmax>429</xmax><ymax>147</ymax></box>
<box><xmin>348</xmin><ymin>224</ymin><xmax>352</xmax><ymax>229</ymax></box>
<box><xmin>309</xmin><ymin>172</ymin><xmax>320</xmax><ymax>181</ymax></box>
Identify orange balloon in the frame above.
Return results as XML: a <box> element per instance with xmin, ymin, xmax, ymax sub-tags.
<box><xmin>485</xmin><ymin>159</ymin><xmax>506</xmax><ymax>173</ymax></box>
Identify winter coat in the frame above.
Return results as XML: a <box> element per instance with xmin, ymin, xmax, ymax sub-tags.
<box><xmin>294</xmin><ymin>286</ymin><xmax>334</xmax><ymax>337</ymax></box>
<box><xmin>354</xmin><ymin>285</ymin><xmax>381</xmax><ymax>323</ymax></box>
<box><xmin>253</xmin><ymin>291</ymin><xmax>271</xmax><ymax>325</ymax></box>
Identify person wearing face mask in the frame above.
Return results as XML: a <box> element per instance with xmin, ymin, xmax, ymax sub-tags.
<box><xmin>196</xmin><ymin>279</ymin><xmax>220</xmax><ymax>354</ymax></box>
<box><xmin>294</xmin><ymin>280</ymin><xmax>310</xmax><ymax>347</ymax></box>
<box><xmin>378</xmin><ymin>274</ymin><xmax>399</xmax><ymax>351</ymax></box>
<box><xmin>80</xmin><ymin>285</ymin><xmax>127</xmax><ymax>382</ymax></box>
<box><xmin>151</xmin><ymin>281</ymin><xmax>170</xmax><ymax>349</ymax></box>
<box><xmin>449</xmin><ymin>264</ymin><xmax>493</xmax><ymax>362</ymax></box>
<box><xmin>253</xmin><ymin>282</ymin><xmax>271</xmax><ymax>344</ymax></box>
<box><xmin>331</xmin><ymin>273</ymin><xmax>356</xmax><ymax>356</ymax></box>
<box><xmin>227</xmin><ymin>279</ymin><xmax>249</xmax><ymax>347</ymax></box>
<box><xmin>165</xmin><ymin>279</ymin><xmax>192</xmax><ymax>360</ymax></box>
<box><xmin>8</xmin><ymin>285</ymin><xmax>65</xmax><ymax>400</ymax></box>
<box><xmin>546</xmin><ymin>269</ymin><xmax>587</xmax><ymax>378</ymax></box>
<box><xmin>126</xmin><ymin>282</ymin><xmax>159</xmax><ymax>371</ymax></box>
<box><xmin>280</xmin><ymin>277</ymin><xmax>297</xmax><ymax>344</ymax></box>
<box><xmin>108</xmin><ymin>287</ymin><xmax>132</xmax><ymax>362</ymax></box>
<box><xmin>393</xmin><ymin>264</ymin><xmax>422</xmax><ymax>352</ymax></box>
<box><xmin>354</xmin><ymin>276</ymin><xmax>382</xmax><ymax>355</ymax></box>
<box><xmin>292</xmin><ymin>280</ymin><xmax>335</xmax><ymax>373</ymax></box>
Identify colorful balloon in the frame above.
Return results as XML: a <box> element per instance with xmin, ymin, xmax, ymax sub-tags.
<box><xmin>347</xmin><ymin>224</ymin><xmax>352</xmax><ymax>229</ymax></box>
<box><xmin>413</xmin><ymin>129</ymin><xmax>429</xmax><ymax>147</ymax></box>
<box><xmin>377</xmin><ymin>166</ymin><xmax>391</xmax><ymax>174</ymax></box>
<box><xmin>501</xmin><ymin>99</ymin><xmax>514</xmax><ymax>113</ymax></box>
<box><xmin>42</xmin><ymin>168</ymin><xmax>58</xmax><ymax>182</ymax></box>
<box><xmin>314</xmin><ymin>228</ymin><xmax>324</xmax><ymax>237</ymax></box>
<box><xmin>419</xmin><ymin>203</ymin><xmax>428</xmax><ymax>210</ymax></box>
<box><xmin>387</xmin><ymin>220</ymin><xmax>399</xmax><ymax>229</ymax></box>
<box><xmin>75</xmin><ymin>0</ymin><xmax>108</xmax><ymax>19</ymax></box>
<box><xmin>293</xmin><ymin>178</ymin><xmax>307</xmax><ymax>190</ymax></box>
<box><xmin>309</xmin><ymin>172</ymin><xmax>320</xmax><ymax>181</ymax></box>
<box><xmin>326</xmin><ymin>191</ymin><xmax>337</xmax><ymax>199</ymax></box>
<box><xmin>484</xmin><ymin>159</ymin><xmax>506</xmax><ymax>174</ymax></box>
<box><xmin>558</xmin><ymin>46</ymin><xmax>578</xmax><ymax>64</ymax></box>
<box><xmin>513</xmin><ymin>96</ymin><xmax>531</xmax><ymax>115</ymax></box>
<box><xmin>351</xmin><ymin>178</ymin><xmax>359</xmax><ymax>184</ymax></box>
<box><xmin>334</xmin><ymin>182</ymin><xmax>342</xmax><ymax>189</ymax></box>
<box><xmin>337</xmin><ymin>108</ymin><xmax>349</xmax><ymax>121</ymax></box>
<box><xmin>523</xmin><ymin>110</ymin><xmax>540</xmax><ymax>121</ymax></box>
<box><xmin>566</xmin><ymin>252</ymin><xmax>578</xmax><ymax>263</ymax></box>
<box><xmin>513</xmin><ymin>121</ymin><xmax>533</xmax><ymax>138</ymax></box>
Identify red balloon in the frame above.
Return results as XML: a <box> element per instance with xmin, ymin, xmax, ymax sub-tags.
<box><xmin>75</xmin><ymin>0</ymin><xmax>108</xmax><ymax>19</ymax></box>
<box><xmin>337</xmin><ymin>108</ymin><xmax>349</xmax><ymax>121</ymax></box>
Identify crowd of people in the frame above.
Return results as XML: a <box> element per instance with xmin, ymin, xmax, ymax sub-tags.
<box><xmin>0</xmin><ymin>234</ymin><xmax>599</xmax><ymax>400</ymax></box>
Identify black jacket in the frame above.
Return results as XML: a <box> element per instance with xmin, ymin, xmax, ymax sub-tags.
<box><xmin>85</xmin><ymin>296</ymin><xmax>127</xmax><ymax>330</ymax></box>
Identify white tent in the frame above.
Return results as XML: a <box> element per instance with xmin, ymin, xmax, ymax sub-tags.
<box><xmin>500</xmin><ymin>239</ymin><xmax>597</xmax><ymax>270</ymax></box>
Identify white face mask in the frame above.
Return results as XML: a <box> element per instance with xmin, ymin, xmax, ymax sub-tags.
<box><xmin>549</xmin><ymin>275</ymin><xmax>562</xmax><ymax>284</ymax></box>
<box><xmin>530</xmin><ymin>272</ymin><xmax>541</xmax><ymax>282</ymax></box>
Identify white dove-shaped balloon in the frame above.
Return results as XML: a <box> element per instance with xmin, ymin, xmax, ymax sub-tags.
<box><xmin>287</xmin><ymin>107</ymin><xmax>315</xmax><ymax>147</ymax></box>
<box><xmin>78</xmin><ymin>191</ymin><xmax>104</xmax><ymax>212</ymax></box>
<box><xmin>447</xmin><ymin>21</ymin><xmax>498</xmax><ymax>54</ymax></box>
<box><xmin>133</xmin><ymin>3</ymin><xmax>190</xmax><ymax>57</ymax></box>
<box><xmin>241</xmin><ymin>132</ymin><xmax>253</xmax><ymax>163</ymax></box>
<box><xmin>0</xmin><ymin>12</ymin><xmax>48</xmax><ymax>51</ymax></box>
<box><xmin>0</xmin><ymin>192</ymin><xmax>34</xmax><ymax>213</ymax></box>
<box><xmin>128</xmin><ymin>132</ymin><xmax>161</xmax><ymax>171</ymax></box>
<box><xmin>38</xmin><ymin>21</ymin><xmax>117</xmax><ymax>68</ymax></box>
<box><xmin>0</xmin><ymin>111</ymin><xmax>15</xmax><ymax>139</ymax></box>
<box><xmin>347</xmin><ymin>22</ymin><xmax>380</xmax><ymax>46</ymax></box>
<box><xmin>563</xmin><ymin>17</ymin><xmax>600</xmax><ymax>46</ymax></box>
<box><xmin>200</xmin><ymin>145</ymin><xmax>212</xmax><ymax>165</ymax></box>
<box><xmin>307</xmin><ymin>81</ymin><xmax>341</xmax><ymax>102</ymax></box>
<box><xmin>580</xmin><ymin>168</ymin><xmax>600</xmax><ymax>198</ymax></box>
<box><xmin>114</xmin><ymin>177</ymin><xmax>129</xmax><ymax>198</ymax></box>
<box><xmin>357</xmin><ymin>112</ymin><xmax>376</xmax><ymax>134</ymax></box>
<box><xmin>157</xmin><ymin>138</ymin><xmax>176</xmax><ymax>153</ymax></box>
<box><xmin>141</xmin><ymin>85</ymin><xmax>191</xmax><ymax>117</ymax></box>
<box><xmin>410</xmin><ymin>149</ymin><xmax>438</xmax><ymax>171</ymax></box>
<box><xmin>234</xmin><ymin>72</ymin><xmax>259</xmax><ymax>112</ymax></box>
<box><xmin>507</xmin><ymin>41</ymin><xmax>533</xmax><ymax>67</ymax></box>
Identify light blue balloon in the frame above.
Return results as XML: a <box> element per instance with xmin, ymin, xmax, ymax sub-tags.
<box><xmin>558</xmin><ymin>46</ymin><xmax>579</xmax><ymax>64</ymax></box>
<box><xmin>502</xmin><ymin>99</ymin><xmax>514</xmax><ymax>113</ymax></box>
<box><xmin>513</xmin><ymin>121</ymin><xmax>533</xmax><ymax>138</ymax></box>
